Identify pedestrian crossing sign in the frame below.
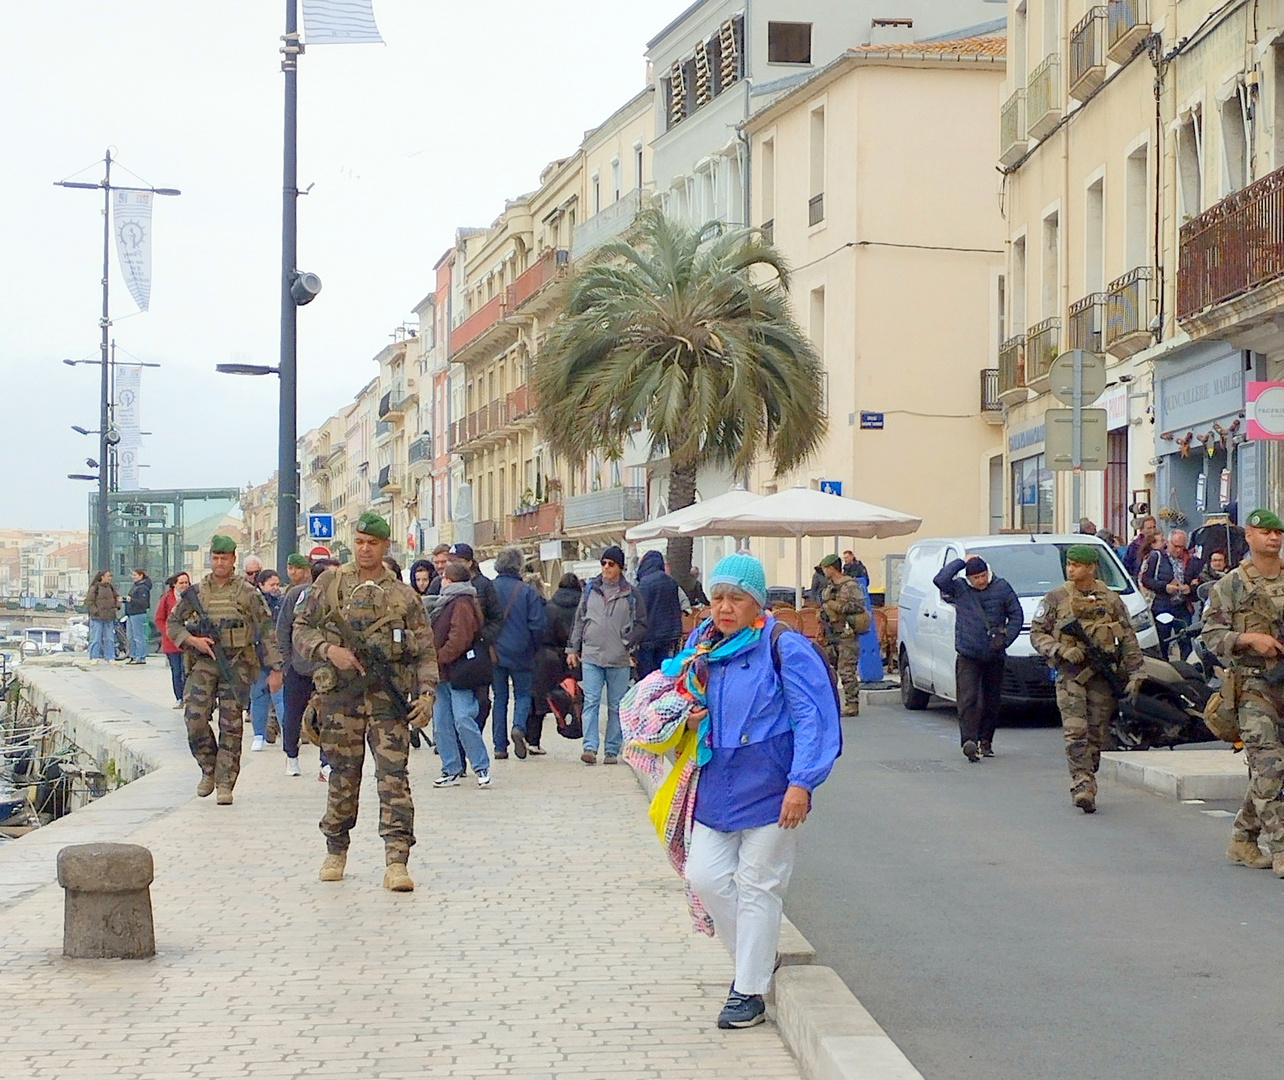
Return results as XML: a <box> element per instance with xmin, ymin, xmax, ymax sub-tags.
<box><xmin>308</xmin><ymin>513</ymin><xmax>334</xmax><ymax>539</ymax></box>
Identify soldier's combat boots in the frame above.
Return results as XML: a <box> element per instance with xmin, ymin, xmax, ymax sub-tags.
<box><xmin>1226</xmin><ymin>837</ymin><xmax>1272</xmax><ymax>869</ymax></box>
<box><xmin>319</xmin><ymin>852</ymin><xmax>346</xmax><ymax>882</ymax></box>
<box><xmin>215</xmin><ymin>787</ymin><xmax>234</xmax><ymax>805</ymax></box>
<box><xmin>383</xmin><ymin>862</ymin><xmax>414</xmax><ymax>892</ymax></box>
<box><xmin>196</xmin><ymin>774</ymin><xmax>216</xmax><ymax>798</ymax></box>
<box><xmin>1072</xmin><ymin>791</ymin><xmax>1096</xmax><ymax>814</ymax></box>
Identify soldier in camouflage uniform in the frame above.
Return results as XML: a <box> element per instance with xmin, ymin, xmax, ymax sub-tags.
<box><xmin>817</xmin><ymin>554</ymin><xmax>868</xmax><ymax>716</ymax></box>
<box><xmin>1200</xmin><ymin>507</ymin><xmax>1284</xmax><ymax>875</ymax></box>
<box><xmin>1030</xmin><ymin>544</ymin><xmax>1142</xmax><ymax>813</ymax></box>
<box><xmin>293</xmin><ymin>511</ymin><xmax>438</xmax><ymax>892</ymax></box>
<box><xmin>167</xmin><ymin>534</ymin><xmax>282</xmax><ymax>805</ymax></box>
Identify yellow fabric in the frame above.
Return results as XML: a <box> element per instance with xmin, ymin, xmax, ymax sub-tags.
<box><xmin>634</xmin><ymin>723</ymin><xmax>699</xmax><ymax>842</ymax></box>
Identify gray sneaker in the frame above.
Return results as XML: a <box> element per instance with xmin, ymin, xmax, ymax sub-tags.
<box><xmin>717</xmin><ymin>991</ymin><xmax>766</xmax><ymax>1029</ymax></box>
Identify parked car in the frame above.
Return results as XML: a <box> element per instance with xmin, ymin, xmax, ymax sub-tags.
<box><xmin>897</xmin><ymin>533</ymin><xmax>1159</xmax><ymax>710</ymax></box>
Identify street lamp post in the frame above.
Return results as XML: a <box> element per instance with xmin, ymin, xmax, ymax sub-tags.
<box><xmin>280</xmin><ymin>0</ymin><xmax>301</xmax><ymax>577</ymax></box>
<box><xmin>55</xmin><ymin>151</ymin><xmax>179</xmax><ymax>573</ymax></box>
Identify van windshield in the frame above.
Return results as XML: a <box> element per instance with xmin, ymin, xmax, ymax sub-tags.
<box><xmin>978</xmin><ymin>544</ymin><xmax>1132</xmax><ymax>598</ymax></box>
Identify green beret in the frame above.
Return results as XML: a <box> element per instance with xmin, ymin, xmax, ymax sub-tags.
<box><xmin>355</xmin><ymin>511</ymin><xmax>391</xmax><ymax>540</ymax></box>
<box><xmin>1065</xmin><ymin>544</ymin><xmax>1100</xmax><ymax>565</ymax></box>
<box><xmin>287</xmin><ymin>553</ymin><xmax>309</xmax><ymax>569</ymax></box>
<box><xmin>817</xmin><ymin>554</ymin><xmax>842</xmax><ymax>570</ymax></box>
<box><xmin>210</xmin><ymin>534</ymin><xmax>237</xmax><ymax>554</ymax></box>
<box><xmin>1246</xmin><ymin>507</ymin><xmax>1284</xmax><ymax>531</ymax></box>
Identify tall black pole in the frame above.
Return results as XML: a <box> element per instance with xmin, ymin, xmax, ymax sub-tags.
<box><xmin>277</xmin><ymin>0</ymin><xmax>299</xmax><ymax>573</ymax></box>
<box><xmin>98</xmin><ymin>150</ymin><xmax>112</xmax><ymax>573</ymax></box>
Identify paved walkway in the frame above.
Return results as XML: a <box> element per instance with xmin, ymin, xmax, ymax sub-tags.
<box><xmin>0</xmin><ymin>660</ymin><xmax>802</xmax><ymax>1079</ymax></box>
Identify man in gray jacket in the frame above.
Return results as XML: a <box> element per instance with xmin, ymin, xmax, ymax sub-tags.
<box><xmin>567</xmin><ymin>545</ymin><xmax>648</xmax><ymax>764</ymax></box>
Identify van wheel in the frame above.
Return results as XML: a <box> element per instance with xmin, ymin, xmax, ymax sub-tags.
<box><xmin>899</xmin><ymin>647</ymin><xmax>930</xmax><ymax>711</ymax></box>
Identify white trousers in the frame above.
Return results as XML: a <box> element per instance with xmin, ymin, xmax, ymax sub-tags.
<box><xmin>686</xmin><ymin>820</ymin><xmax>798</xmax><ymax>995</ymax></box>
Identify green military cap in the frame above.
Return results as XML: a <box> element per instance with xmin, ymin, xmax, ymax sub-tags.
<box><xmin>1246</xmin><ymin>507</ymin><xmax>1284</xmax><ymax>531</ymax></box>
<box><xmin>817</xmin><ymin>553</ymin><xmax>842</xmax><ymax>570</ymax></box>
<box><xmin>355</xmin><ymin>511</ymin><xmax>391</xmax><ymax>540</ymax></box>
<box><xmin>210</xmin><ymin>534</ymin><xmax>237</xmax><ymax>554</ymax></box>
<box><xmin>1065</xmin><ymin>544</ymin><xmax>1100</xmax><ymax>565</ymax></box>
<box><xmin>287</xmin><ymin>553</ymin><xmax>309</xmax><ymax>568</ymax></box>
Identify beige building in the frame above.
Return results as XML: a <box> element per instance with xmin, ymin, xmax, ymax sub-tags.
<box><xmin>999</xmin><ymin>0</ymin><xmax>1284</xmax><ymax>539</ymax></box>
<box><xmin>744</xmin><ymin>34</ymin><xmax>1008</xmax><ymax>588</ymax></box>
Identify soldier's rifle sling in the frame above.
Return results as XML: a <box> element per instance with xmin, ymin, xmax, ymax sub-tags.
<box><xmin>324</xmin><ymin>612</ymin><xmax>411</xmax><ymax>721</ymax></box>
<box><xmin>1058</xmin><ymin>618</ymin><xmax>1128</xmax><ymax>698</ymax></box>
<box><xmin>180</xmin><ymin>586</ymin><xmax>249</xmax><ymax>709</ymax></box>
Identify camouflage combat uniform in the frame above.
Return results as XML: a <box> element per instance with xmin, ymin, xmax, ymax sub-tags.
<box><xmin>293</xmin><ymin>563</ymin><xmax>438</xmax><ymax>866</ymax></box>
<box><xmin>820</xmin><ymin>573</ymin><xmax>867</xmax><ymax>716</ymax></box>
<box><xmin>167</xmin><ymin>573</ymin><xmax>282</xmax><ymax>792</ymax></box>
<box><xmin>1030</xmin><ymin>580</ymin><xmax>1141</xmax><ymax>804</ymax></box>
<box><xmin>1200</xmin><ymin>563</ymin><xmax>1284</xmax><ymax>855</ymax></box>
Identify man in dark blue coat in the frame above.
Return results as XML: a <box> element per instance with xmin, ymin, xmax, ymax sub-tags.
<box><xmin>933</xmin><ymin>554</ymin><xmax>1023</xmax><ymax>762</ymax></box>
<box><xmin>490</xmin><ymin>547</ymin><xmax>547</xmax><ymax>760</ymax></box>
<box><xmin>635</xmin><ymin>550</ymin><xmax>684</xmax><ymax>678</ymax></box>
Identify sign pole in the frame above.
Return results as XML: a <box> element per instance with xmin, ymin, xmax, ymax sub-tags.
<box><xmin>1072</xmin><ymin>349</ymin><xmax>1082</xmax><ymax>526</ymax></box>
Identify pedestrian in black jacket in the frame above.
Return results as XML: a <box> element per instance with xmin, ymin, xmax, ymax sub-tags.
<box><xmin>524</xmin><ymin>574</ymin><xmax>582</xmax><ymax>752</ymax></box>
<box><xmin>635</xmin><ymin>550</ymin><xmax>684</xmax><ymax>678</ymax></box>
<box><xmin>933</xmin><ymin>555</ymin><xmax>1023</xmax><ymax>762</ymax></box>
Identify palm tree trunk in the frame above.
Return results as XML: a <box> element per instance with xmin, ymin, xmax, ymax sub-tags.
<box><xmin>665</xmin><ymin>462</ymin><xmax>699</xmax><ymax>594</ymax></box>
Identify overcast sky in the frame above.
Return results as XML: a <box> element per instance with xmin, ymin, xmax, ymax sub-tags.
<box><xmin>0</xmin><ymin>0</ymin><xmax>691</xmax><ymax>531</ymax></box>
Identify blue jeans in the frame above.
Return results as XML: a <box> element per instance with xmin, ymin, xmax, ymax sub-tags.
<box><xmin>433</xmin><ymin>684</ymin><xmax>490</xmax><ymax>776</ymax></box>
<box><xmin>491</xmin><ymin>666</ymin><xmax>533</xmax><ymax>752</ymax></box>
<box><xmin>89</xmin><ymin>619</ymin><xmax>114</xmax><ymax>660</ymax></box>
<box><xmin>249</xmin><ymin>667</ymin><xmax>284</xmax><ymax>739</ymax></box>
<box><xmin>581</xmin><ymin>662</ymin><xmax>631</xmax><ymax>756</ymax></box>
<box><xmin>126</xmin><ymin>612</ymin><xmax>149</xmax><ymax>660</ymax></box>
<box><xmin>166</xmin><ymin>652</ymin><xmax>186</xmax><ymax>701</ymax></box>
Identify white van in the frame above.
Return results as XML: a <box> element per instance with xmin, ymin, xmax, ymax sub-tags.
<box><xmin>897</xmin><ymin>533</ymin><xmax>1158</xmax><ymax>711</ymax></box>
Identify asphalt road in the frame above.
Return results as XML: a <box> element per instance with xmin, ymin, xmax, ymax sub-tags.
<box><xmin>786</xmin><ymin>699</ymin><xmax>1281</xmax><ymax>1080</ymax></box>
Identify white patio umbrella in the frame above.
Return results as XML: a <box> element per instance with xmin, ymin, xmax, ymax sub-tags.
<box><xmin>624</xmin><ymin>485</ymin><xmax>763</xmax><ymax>542</ymax></box>
<box><xmin>678</xmin><ymin>485</ymin><xmax>922</xmax><ymax>608</ymax></box>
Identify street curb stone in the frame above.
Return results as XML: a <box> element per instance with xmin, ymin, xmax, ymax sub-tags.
<box><xmin>1100</xmin><ymin>748</ymin><xmax>1248</xmax><ymax>800</ymax></box>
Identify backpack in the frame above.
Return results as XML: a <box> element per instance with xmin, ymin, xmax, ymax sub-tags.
<box><xmin>549</xmin><ymin>675</ymin><xmax>584</xmax><ymax>739</ymax></box>
<box><xmin>770</xmin><ymin>622</ymin><xmax>844</xmax><ymax>749</ymax></box>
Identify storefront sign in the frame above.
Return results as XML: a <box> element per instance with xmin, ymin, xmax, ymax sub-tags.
<box><xmin>1154</xmin><ymin>343</ymin><xmax>1244</xmax><ymax>444</ymax></box>
<box><xmin>1246</xmin><ymin>381</ymin><xmax>1284</xmax><ymax>438</ymax></box>
<box><xmin>1008</xmin><ymin>422</ymin><xmax>1045</xmax><ymax>456</ymax></box>
<box><xmin>1099</xmin><ymin>384</ymin><xmax>1129</xmax><ymax>431</ymax></box>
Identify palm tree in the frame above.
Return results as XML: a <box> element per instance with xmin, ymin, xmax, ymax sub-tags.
<box><xmin>534</xmin><ymin>205</ymin><xmax>826</xmax><ymax>589</ymax></box>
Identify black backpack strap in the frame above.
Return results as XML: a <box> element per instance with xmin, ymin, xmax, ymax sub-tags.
<box><xmin>770</xmin><ymin>620</ymin><xmax>788</xmax><ymax>677</ymax></box>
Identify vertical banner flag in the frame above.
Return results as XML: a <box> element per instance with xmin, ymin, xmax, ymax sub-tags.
<box><xmin>115</xmin><ymin>365</ymin><xmax>143</xmax><ymax>491</ymax></box>
<box><xmin>300</xmin><ymin>0</ymin><xmax>383</xmax><ymax>43</ymax></box>
<box><xmin>1246</xmin><ymin>381</ymin><xmax>1284</xmax><ymax>439</ymax></box>
<box><xmin>113</xmin><ymin>190</ymin><xmax>153</xmax><ymax>311</ymax></box>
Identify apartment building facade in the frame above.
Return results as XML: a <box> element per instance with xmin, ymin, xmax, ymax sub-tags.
<box><xmin>999</xmin><ymin>0</ymin><xmax>1284</xmax><ymax>537</ymax></box>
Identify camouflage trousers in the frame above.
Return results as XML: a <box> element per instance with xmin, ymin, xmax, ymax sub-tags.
<box><xmin>1054</xmin><ymin>672</ymin><xmax>1116</xmax><ymax>799</ymax></box>
<box><xmin>317</xmin><ymin>694</ymin><xmax>415</xmax><ymax>865</ymax></box>
<box><xmin>183</xmin><ymin>654</ymin><xmax>254</xmax><ymax>790</ymax></box>
<box><xmin>827</xmin><ymin>634</ymin><xmax>860</xmax><ymax>716</ymax></box>
<box><xmin>1231</xmin><ymin>683</ymin><xmax>1284</xmax><ymax>853</ymax></box>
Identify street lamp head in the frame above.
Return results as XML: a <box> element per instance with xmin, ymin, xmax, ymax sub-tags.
<box><xmin>216</xmin><ymin>363</ymin><xmax>279</xmax><ymax>377</ymax></box>
<box><xmin>71</xmin><ymin>425</ymin><xmax>92</xmax><ymax>435</ymax></box>
<box><xmin>152</xmin><ymin>188</ymin><xmax>182</xmax><ymax>196</ymax></box>
<box><xmin>290</xmin><ymin>271</ymin><xmax>322</xmax><ymax>306</ymax></box>
<box><xmin>86</xmin><ymin>458</ymin><xmax>99</xmax><ymax>469</ymax></box>
<box><xmin>67</xmin><ymin>473</ymin><xmax>99</xmax><ymax>481</ymax></box>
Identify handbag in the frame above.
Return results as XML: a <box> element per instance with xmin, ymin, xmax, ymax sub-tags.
<box><xmin>442</xmin><ymin>596</ymin><xmax>494</xmax><ymax>689</ymax></box>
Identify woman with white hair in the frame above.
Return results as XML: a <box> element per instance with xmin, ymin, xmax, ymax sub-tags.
<box><xmin>678</xmin><ymin>552</ymin><xmax>842</xmax><ymax>1029</ymax></box>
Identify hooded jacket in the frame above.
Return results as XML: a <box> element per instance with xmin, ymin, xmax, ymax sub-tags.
<box><xmin>408</xmin><ymin>559</ymin><xmax>436</xmax><ymax>596</ymax></box>
<box><xmin>125</xmin><ymin>574</ymin><xmax>152</xmax><ymax>616</ymax></box>
<box><xmin>569</xmin><ymin>574</ymin><xmax>648</xmax><ymax>668</ymax></box>
<box><xmin>86</xmin><ymin>578</ymin><xmax>121</xmax><ymax>621</ymax></box>
<box><xmin>431</xmin><ymin>580</ymin><xmax>485</xmax><ymax>669</ymax></box>
<box><xmin>545</xmin><ymin>584</ymin><xmax>581</xmax><ymax>651</ymax></box>
<box><xmin>636</xmin><ymin>550</ymin><xmax>683</xmax><ymax>645</ymax></box>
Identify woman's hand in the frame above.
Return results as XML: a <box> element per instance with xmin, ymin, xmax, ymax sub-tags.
<box><xmin>686</xmin><ymin>706</ymin><xmax>708</xmax><ymax>731</ymax></box>
<box><xmin>778</xmin><ymin>785</ymin><xmax>810</xmax><ymax>829</ymax></box>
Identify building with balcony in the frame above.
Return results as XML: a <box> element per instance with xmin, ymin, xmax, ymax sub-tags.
<box><xmin>997</xmin><ymin>0</ymin><xmax>1284</xmax><ymax>537</ymax></box>
<box><xmin>741</xmin><ymin>31</ymin><xmax>1008</xmax><ymax>583</ymax></box>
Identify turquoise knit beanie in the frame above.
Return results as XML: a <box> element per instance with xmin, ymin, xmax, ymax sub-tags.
<box><xmin>706</xmin><ymin>552</ymin><xmax>768</xmax><ymax>607</ymax></box>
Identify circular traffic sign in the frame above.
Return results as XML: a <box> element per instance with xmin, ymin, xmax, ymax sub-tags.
<box><xmin>1048</xmin><ymin>349</ymin><xmax>1107</xmax><ymax>406</ymax></box>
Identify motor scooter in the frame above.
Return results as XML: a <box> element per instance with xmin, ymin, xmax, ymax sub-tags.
<box><xmin>1111</xmin><ymin>612</ymin><xmax>1216</xmax><ymax>750</ymax></box>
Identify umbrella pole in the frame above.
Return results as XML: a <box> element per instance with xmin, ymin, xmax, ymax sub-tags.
<box><xmin>795</xmin><ymin>535</ymin><xmax>803</xmax><ymax>611</ymax></box>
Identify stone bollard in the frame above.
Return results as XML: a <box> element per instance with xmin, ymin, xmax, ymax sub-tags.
<box><xmin>56</xmin><ymin>843</ymin><xmax>155</xmax><ymax>959</ymax></box>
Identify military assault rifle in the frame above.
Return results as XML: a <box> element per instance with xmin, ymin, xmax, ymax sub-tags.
<box><xmin>180</xmin><ymin>586</ymin><xmax>248</xmax><ymax>709</ymax></box>
<box><xmin>323</xmin><ymin>611</ymin><xmax>411</xmax><ymax>723</ymax></box>
<box><xmin>1057</xmin><ymin>618</ymin><xmax>1128</xmax><ymax>698</ymax></box>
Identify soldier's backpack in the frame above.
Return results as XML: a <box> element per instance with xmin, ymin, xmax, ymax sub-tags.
<box><xmin>770</xmin><ymin>622</ymin><xmax>844</xmax><ymax>749</ymax></box>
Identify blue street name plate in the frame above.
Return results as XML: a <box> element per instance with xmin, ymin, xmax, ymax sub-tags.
<box><xmin>308</xmin><ymin>513</ymin><xmax>334</xmax><ymax>539</ymax></box>
<box><xmin>860</xmin><ymin>411</ymin><xmax>884</xmax><ymax>430</ymax></box>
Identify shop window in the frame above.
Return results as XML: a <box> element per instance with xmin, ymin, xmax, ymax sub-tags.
<box><xmin>1012</xmin><ymin>453</ymin><xmax>1054</xmax><ymax>532</ymax></box>
<box><xmin>768</xmin><ymin>22</ymin><xmax>812</xmax><ymax>64</ymax></box>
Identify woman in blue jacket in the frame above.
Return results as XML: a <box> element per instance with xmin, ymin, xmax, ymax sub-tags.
<box><xmin>681</xmin><ymin>552</ymin><xmax>842</xmax><ymax>1030</ymax></box>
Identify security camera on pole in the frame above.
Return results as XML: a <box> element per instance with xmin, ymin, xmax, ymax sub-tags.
<box><xmin>1045</xmin><ymin>349</ymin><xmax>1108</xmax><ymax>524</ymax></box>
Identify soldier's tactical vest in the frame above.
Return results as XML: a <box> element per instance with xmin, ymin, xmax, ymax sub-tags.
<box><xmin>1204</xmin><ymin>563</ymin><xmax>1284</xmax><ymax>741</ymax></box>
<box><xmin>312</xmin><ymin>569</ymin><xmax>417</xmax><ymax>695</ymax></box>
<box><xmin>1056</xmin><ymin>585</ymin><xmax>1127</xmax><ymax>652</ymax></box>
<box><xmin>1233</xmin><ymin>563</ymin><xmax>1284</xmax><ymax>642</ymax></box>
<box><xmin>197</xmin><ymin>578</ymin><xmax>254</xmax><ymax>649</ymax></box>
